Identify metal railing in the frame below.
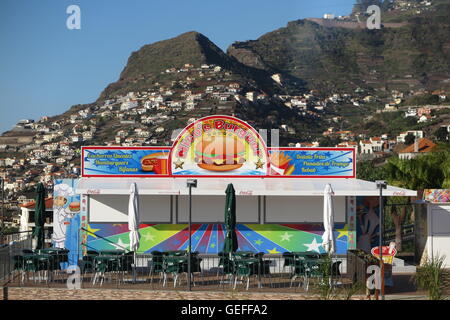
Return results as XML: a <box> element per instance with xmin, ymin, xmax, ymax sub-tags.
<box><xmin>0</xmin><ymin>231</ymin><xmax>33</xmax><ymax>285</ymax></box>
<box><xmin>2</xmin><ymin>250</ymin><xmax>351</xmax><ymax>294</ymax></box>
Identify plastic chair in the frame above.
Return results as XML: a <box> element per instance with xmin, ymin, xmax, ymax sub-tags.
<box><xmin>149</xmin><ymin>251</ymin><xmax>165</xmax><ymax>283</ymax></box>
<box><xmin>219</xmin><ymin>254</ymin><xmax>236</xmax><ymax>288</ymax></box>
<box><xmin>81</xmin><ymin>251</ymin><xmax>99</xmax><ymax>275</ymax></box>
<box><xmin>13</xmin><ymin>255</ymin><xmax>26</xmax><ymax>283</ymax></box>
<box><xmin>233</xmin><ymin>257</ymin><xmax>259</xmax><ymax>290</ymax></box>
<box><xmin>290</xmin><ymin>256</ymin><xmax>308</xmax><ymax>289</ymax></box>
<box><xmin>118</xmin><ymin>251</ymin><xmax>134</xmax><ymax>283</ymax></box>
<box><xmin>162</xmin><ymin>256</ymin><xmax>186</xmax><ymax>287</ymax></box>
<box><xmin>282</xmin><ymin>252</ymin><xmax>295</xmax><ymax>273</ymax></box>
<box><xmin>92</xmin><ymin>257</ymin><xmax>108</xmax><ymax>285</ymax></box>
<box><xmin>254</xmin><ymin>252</ymin><xmax>273</xmax><ymax>288</ymax></box>
<box><xmin>181</xmin><ymin>255</ymin><xmax>202</xmax><ymax>287</ymax></box>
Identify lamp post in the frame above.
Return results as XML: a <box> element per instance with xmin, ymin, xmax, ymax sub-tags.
<box><xmin>0</xmin><ymin>177</ymin><xmax>4</xmax><ymax>233</ymax></box>
<box><xmin>186</xmin><ymin>179</ymin><xmax>197</xmax><ymax>291</ymax></box>
<box><xmin>376</xmin><ymin>180</ymin><xmax>387</xmax><ymax>300</ymax></box>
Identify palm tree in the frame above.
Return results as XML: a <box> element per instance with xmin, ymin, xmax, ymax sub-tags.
<box><xmin>383</xmin><ymin>151</ymin><xmax>448</xmax><ymax>250</ymax></box>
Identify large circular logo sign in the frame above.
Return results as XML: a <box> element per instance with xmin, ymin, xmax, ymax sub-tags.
<box><xmin>170</xmin><ymin>116</ymin><xmax>268</xmax><ymax>176</ymax></box>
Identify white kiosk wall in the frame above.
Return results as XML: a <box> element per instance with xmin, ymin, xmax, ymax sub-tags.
<box><xmin>265</xmin><ymin>196</ymin><xmax>346</xmax><ymax>223</ymax></box>
<box><xmin>177</xmin><ymin>195</ymin><xmax>259</xmax><ymax>223</ymax></box>
<box><xmin>88</xmin><ymin>195</ymin><xmax>172</xmax><ymax>223</ymax></box>
<box><xmin>428</xmin><ymin>204</ymin><xmax>450</xmax><ymax>267</ymax></box>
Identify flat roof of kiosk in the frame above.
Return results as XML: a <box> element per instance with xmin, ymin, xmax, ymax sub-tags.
<box><xmin>76</xmin><ymin>177</ymin><xmax>417</xmax><ymax>197</ymax></box>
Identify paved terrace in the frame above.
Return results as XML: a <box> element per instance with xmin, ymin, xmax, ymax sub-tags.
<box><xmin>2</xmin><ymin>273</ymin><xmax>437</xmax><ymax>300</ymax></box>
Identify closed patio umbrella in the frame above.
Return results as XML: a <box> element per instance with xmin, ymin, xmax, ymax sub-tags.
<box><xmin>322</xmin><ymin>183</ymin><xmax>335</xmax><ymax>254</ymax></box>
<box><xmin>33</xmin><ymin>182</ymin><xmax>45</xmax><ymax>250</ymax></box>
<box><xmin>223</xmin><ymin>183</ymin><xmax>238</xmax><ymax>257</ymax></box>
<box><xmin>128</xmin><ymin>182</ymin><xmax>140</xmax><ymax>282</ymax></box>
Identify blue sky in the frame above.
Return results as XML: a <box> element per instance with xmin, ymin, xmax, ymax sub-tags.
<box><xmin>0</xmin><ymin>0</ymin><xmax>355</xmax><ymax>134</ymax></box>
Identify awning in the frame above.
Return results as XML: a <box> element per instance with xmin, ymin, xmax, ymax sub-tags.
<box><xmin>75</xmin><ymin>177</ymin><xmax>417</xmax><ymax>197</ymax></box>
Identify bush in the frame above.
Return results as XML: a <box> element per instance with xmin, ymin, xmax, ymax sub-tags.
<box><xmin>413</xmin><ymin>254</ymin><xmax>446</xmax><ymax>300</ymax></box>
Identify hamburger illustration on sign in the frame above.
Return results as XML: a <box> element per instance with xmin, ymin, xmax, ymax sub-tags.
<box><xmin>195</xmin><ymin>135</ymin><xmax>246</xmax><ymax>172</ymax></box>
<box><xmin>69</xmin><ymin>201</ymin><xmax>80</xmax><ymax>212</ymax></box>
<box><xmin>171</xmin><ymin>116</ymin><xmax>268</xmax><ymax>176</ymax></box>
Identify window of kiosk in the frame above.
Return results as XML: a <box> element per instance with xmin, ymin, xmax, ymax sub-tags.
<box><xmin>177</xmin><ymin>195</ymin><xmax>259</xmax><ymax>223</ymax></box>
<box><xmin>88</xmin><ymin>194</ymin><xmax>172</xmax><ymax>223</ymax></box>
<box><xmin>265</xmin><ymin>196</ymin><xmax>346</xmax><ymax>223</ymax></box>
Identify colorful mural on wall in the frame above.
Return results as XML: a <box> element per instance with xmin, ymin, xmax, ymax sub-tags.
<box><xmin>356</xmin><ymin>196</ymin><xmax>381</xmax><ymax>253</ymax></box>
<box><xmin>84</xmin><ymin>223</ymin><xmax>349</xmax><ymax>254</ymax></box>
<box><xmin>53</xmin><ymin>179</ymin><xmax>86</xmax><ymax>265</ymax></box>
<box><xmin>423</xmin><ymin>189</ymin><xmax>450</xmax><ymax>203</ymax></box>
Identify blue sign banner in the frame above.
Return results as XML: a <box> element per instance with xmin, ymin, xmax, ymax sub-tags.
<box><xmin>268</xmin><ymin>148</ymin><xmax>355</xmax><ymax>177</ymax></box>
<box><xmin>82</xmin><ymin>147</ymin><xmax>170</xmax><ymax>177</ymax></box>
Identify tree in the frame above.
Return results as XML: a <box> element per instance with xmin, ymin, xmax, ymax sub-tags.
<box><xmin>356</xmin><ymin>160</ymin><xmax>385</xmax><ymax>181</ymax></box>
<box><xmin>404</xmin><ymin>133</ymin><xmax>415</xmax><ymax>146</ymax></box>
<box><xmin>434</xmin><ymin>127</ymin><xmax>449</xmax><ymax>142</ymax></box>
<box><xmin>383</xmin><ymin>151</ymin><xmax>450</xmax><ymax>250</ymax></box>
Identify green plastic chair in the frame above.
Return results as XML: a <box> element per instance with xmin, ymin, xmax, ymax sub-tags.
<box><xmin>162</xmin><ymin>256</ymin><xmax>186</xmax><ymax>287</ymax></box>
<box><xmin>254</xmin><ymin>252</ymin><xmax>273</xmax><ymax>288</ymax></box>
<box><xmin>233</xmin><ymin>257</ymin><xmax>260</xmax><ymax>290</ymax></box>
<box><xmin>149</xmin><ymin>251</ymin><xmax>165</xmax><ymax>284</ymax></box>
<box><xmin>92</xmin><ymin>256</ymin><xmax>121</xmax><ymax>285</ymax></box>
<box><xmin>219</xmin><ymin>254</ymin><xmax>236</xmax><ymax>288</ymax></box>
<box><xmin>13</xmin><ymin>255</ymin><xmax>26</xmax><ymax>283</ymax></box>
<box><xmin>81</xmin><ymin>251</ymin><xmax>99</xmax><ymax>275</ymax></box>
<box><xmin>180</xmin><ymin>255</ymin><xmax>202</xmax><ymax>287</ymax></box>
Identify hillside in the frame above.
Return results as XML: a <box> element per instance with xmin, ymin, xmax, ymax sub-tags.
<box><xmin>99</xmin><ymin>31</ymin><xmax>282</xmax><ymax>100</ymax></box>
<box><xmin>228</xmin><ymin>1</ymin><xmax>450</xmax><ymax>96</ymax></box>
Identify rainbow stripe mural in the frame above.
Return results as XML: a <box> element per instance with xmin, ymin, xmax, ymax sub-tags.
<box><xmin>85</xmin><ymin>223</ymin><xmax>349</xmax><ymax>254</ymax></box>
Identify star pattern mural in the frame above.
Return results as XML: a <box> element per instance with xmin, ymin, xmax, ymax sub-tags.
<box><xmin>86</xmin><ymin>223</ymin><xmax>348</xmax><ymax>254</ymax></box>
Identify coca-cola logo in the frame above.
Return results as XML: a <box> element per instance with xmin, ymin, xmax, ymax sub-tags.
<box><xmin>87</xmin><ymin>189</ymin><xmax>101</xmax><ymax>194</ymax></box>
<box><xmin>239</xmin><ymin>190</ymin><xmax>253</xmax><ymax>195</ymax></box>
<box><xmin>393</xmin><ymin>191</ymin><xmax>406</xmax><ymax>196</ymax></box>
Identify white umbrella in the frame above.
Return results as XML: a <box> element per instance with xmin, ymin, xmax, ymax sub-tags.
<box><xmin>128</xmin><ymin>182</ymin><xmax>140</xmax><ymax>282</ymax></box>
<box><xmin>322</xmin><ymin>183</ymin><xmax>335</xmax><ymax>254</ymax></box>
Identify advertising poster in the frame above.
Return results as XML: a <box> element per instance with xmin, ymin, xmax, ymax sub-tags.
<box><xmin>268</xmin><ymin>148</ymin><xmax>355</xmax><ymax>177</ymax></box>
<box><xmin>171</xmin><ymin>116</ymin><xmax>268</xmax><ymax>176</ymax></box>
<box><xmin>82</xmin><ymin>116</ymin><xmax>355</xmax><ymax>178</ymax></box>
<box><xmin>52</xmin><ymin>179</ymin><xmax>83</xmax><ymax>265</ymax></box>
<box><xmin>82</xmin><ymin>147</ymin><xmax>170</xmax><ymax>177</ymax></box>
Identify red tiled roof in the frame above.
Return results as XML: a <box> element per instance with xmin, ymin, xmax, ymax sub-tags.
<box><xmin>20</xmin><ymin>197</ymin><xmax>53</xmax><ymax>209</ymax></box>
<box><xmin>399</xmin><ymin>138</ymin><xmax>436</xmax><ymax>154</ymax></box>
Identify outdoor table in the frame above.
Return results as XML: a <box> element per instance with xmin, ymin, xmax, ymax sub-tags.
<box><xmin>163</xmin><ymin>250</ymin><xmax>187</xmax><ymax>256</ymax></box>
<box><xmin>233</xmin><ymin>251</ymin><xmax>254</xmax><ymax>258</ymax></box>
<box><xmin>23</xmin><ymin>254</ymin><xmax>53</xmax><ymax>282</ymax></box>
<box><xmin>36</xmin><ymin>248</ymin><xmax>64</xmax><ymax>255</ymax></box>
<box><xmin>98</xmin><ymin>250</ymin><xmax>125</xmax><ymax>256</ymax></box>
